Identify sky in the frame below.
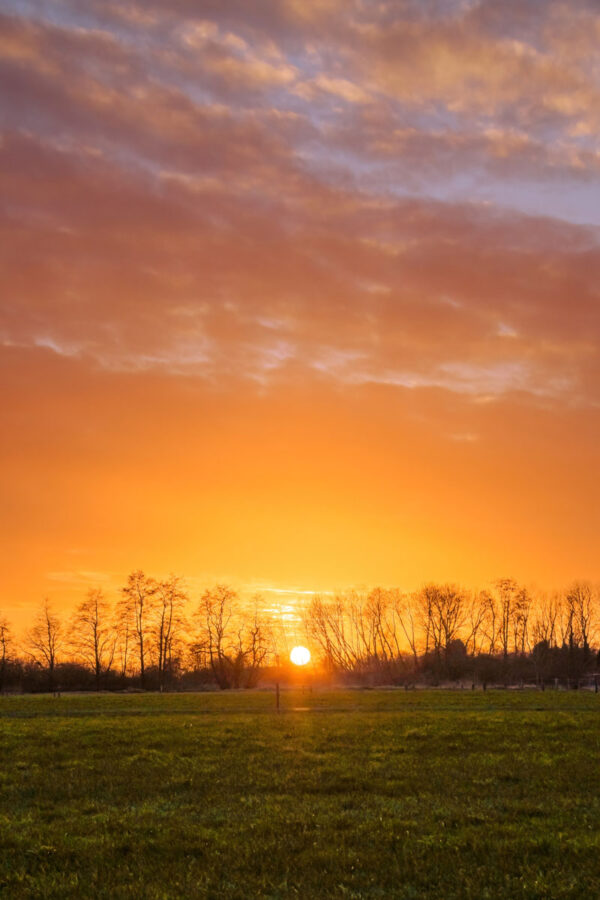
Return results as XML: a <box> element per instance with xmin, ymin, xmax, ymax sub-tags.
<box><xmin>2</xmin><ymin>0</ymin><xmax>600</xmax><ymax>628</ymax></box>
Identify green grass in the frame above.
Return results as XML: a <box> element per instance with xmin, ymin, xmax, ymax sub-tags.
<box><xmin>1</xmin><ymin>689</ymin><xmax>600</xmax><ymax>898</ymax></box>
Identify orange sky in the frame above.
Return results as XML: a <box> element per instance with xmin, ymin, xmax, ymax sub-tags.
<box><xmin>1</xmin><ymin>1</ymin><xmax>600</xmax><ymax>630</ymax></box>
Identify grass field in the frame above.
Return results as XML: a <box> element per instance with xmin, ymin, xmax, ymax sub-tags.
<box><xmin>1</xmin><ymin>689</ymin><xmax>600</xmax><ymax>898</ymax></box>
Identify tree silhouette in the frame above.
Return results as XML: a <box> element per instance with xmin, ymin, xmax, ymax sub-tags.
<box><xmin>119</xmin><ymin>571</ymin><xmax>158</xmax><ymax>688</ymax></box>
<box><xmin>70</xmin><ymin>588</ymin><xmax>116</xmax><ymax>690</ymax></box>
<box><xmin>0</xmin><ymin>617</ymin><xmax>12</xmax><ymax>693</ymax></box>
<box><xmin>24</xmin><ymin>599</ymin><xmax>63</xmax><ymax>691</ymax></box>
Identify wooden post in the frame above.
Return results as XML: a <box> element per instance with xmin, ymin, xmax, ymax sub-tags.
<box><xmin>275</xmin><ymin>680</ymin><xmax>280</xmax><ymax>711</ymax></box>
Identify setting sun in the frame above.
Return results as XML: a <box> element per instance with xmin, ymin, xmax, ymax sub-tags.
<box><xmin>290</xmin><ymin>646</ymin><xmax>311</xmax><ymax>667</ymax></box>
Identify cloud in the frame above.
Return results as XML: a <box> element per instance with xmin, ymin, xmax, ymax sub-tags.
<box><xmin>2</xmin><ymin>104</ymin><xmax>599</xmax><ymax>407</ymax></box>
<box><xmin>299</xmin><ymin>75</ymin><xmax>371</xmax><ymax>104</ymax></box>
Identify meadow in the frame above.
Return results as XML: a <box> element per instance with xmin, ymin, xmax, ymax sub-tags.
<box><xmin>1</xmin><ymin>689</ymin><xmax>600</xmax><ymax>898</ymax></box>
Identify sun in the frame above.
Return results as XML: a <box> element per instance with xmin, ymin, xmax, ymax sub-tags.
<box><xmin>290</xmin><ymin>645</ymin><xmax>311</xmax><ymax>666</ymax></box>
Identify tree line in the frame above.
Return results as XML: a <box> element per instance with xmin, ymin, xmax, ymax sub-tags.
<box><xmin>305</xmin><ymin>579</ymin><xmax>600</xmax><ymax>688</ymax></box>
<box><xmin>0</xmin><ymin>574</ymin><xmax>272</xmax><ymax>693</ymax></box>
<box><xmin>1</xmin><ymin>574</ymin><xmax>599</xmax><ymax>692</ymax></box>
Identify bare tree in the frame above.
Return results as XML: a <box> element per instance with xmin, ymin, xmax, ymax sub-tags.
<box><xmin>479</xmin><ymin>590</ymin><xmax>498</xmax><ymax>655</ymax></box>
<box><xmin>119</xmin><ymin>571</ymin><xmax>158</xmax><ymax>688</ymax></box>
<box><xmin>531</xmin><ymin>591</ymin><xmax>560</xmax><ymax>649</ymax></box>
<box><xmin>115</xmin><ymin>610</ymin><xmax>132</xmax><ymax>679</ymax></box>
<box><xmin>197</xmin><ymin>585</ymin><xmax>272</xmax><ymax>688</ymax></box>
<box><xmin>231</xmin><ymin>598</ymin><xmax>272</xmax><ymax>688</ymax></box>
<box><xmin>495</xmin><ymin>578</ymin><xmax>519</xmax><ymax>660</ymax></box>
<box><xmin>304</xmin><ymin>594</ymin><xmax>361</xmax><ymax>673</ymax></box>
<box><xmin>198</xmin><ymin>584</ymin><xmax>234</xmax><ymax>688</ymax></box>
<box><xmin>390</xmin><ymin>590</ymin><xmax>420</xmax><ymax>666</ymax></box>
<box><xmin>0</xmin><ymin>617</ymin><xmax>12</xmax><ymax>692</ymax></box>
<box><xmin>346</xmin><ymin>592</ymin><xmax>374</xmax><ymax>665</ymax></box>
<box><xmin>154</xmin><ymin>575</ymin><xmax>188</xmax><ymax>691</ymax></box>
<box><xmin>366</xmin><ymin>588</ymin><xmax>417</xmax><ymax>673</ymax></box>
<box><xmin>70</xmin><ymin>588</ymin><xmax>116</xmax><ymax>690</ymax></box>
<box><xmin>306</xmin><ymin>588</ymin><xmax>420</xmax><ymax>679</ymax></box>
<box><xmin>418</xmin><ymin>584</ymin><xmax>466</xmax><ymax>659</ymax></box>
<box><xmin>512</xmin><ymin>586</ymin><xmax>532</xmax><ymax>656</ymax></box>
<box><xmin>24</xmin><ymin>599</ymin><xmax>63</xmax><ymax>691</ymax></box>
<box><xmin>565</xmin><ymin>581</ymin><xmax>595</xmax><ymax>656</ymax></box>
<box><xmin>418</xmin><ymin>584</ymin><xmax>435</xmax><ymax>656</ymax></box>
<box><xmin>464</xmin><ymin>591</ymin><xmax>489</xmax><ymax>658</ymax></box>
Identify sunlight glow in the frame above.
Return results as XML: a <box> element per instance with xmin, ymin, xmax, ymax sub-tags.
<box><xmin>290</xmin><ymin>645</ymin><xmax>311</xmax><ymax>666</ymax></box>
